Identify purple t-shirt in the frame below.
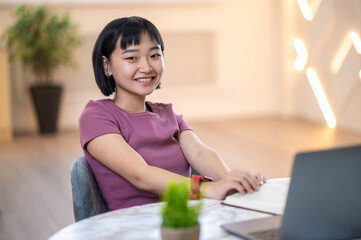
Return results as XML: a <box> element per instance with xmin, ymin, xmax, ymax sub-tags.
<box><xmin>78</xmin><ymin>99</ymin><xmax>192</xmax><ymax>210</ymax></box>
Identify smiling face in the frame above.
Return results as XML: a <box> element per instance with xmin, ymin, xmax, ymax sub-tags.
<box><xmin>103</xmin><ymin>32</ymin><xmax>164</xmax><ymax>103</ymax></box>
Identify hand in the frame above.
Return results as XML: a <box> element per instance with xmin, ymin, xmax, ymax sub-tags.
<box><xmin>201</xmin><ymin>170</ymin><xmax>267</xmax><ymax>200</ymax></box>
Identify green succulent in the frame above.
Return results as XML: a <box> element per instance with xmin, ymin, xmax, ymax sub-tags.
<box><xmin>161</xmin><ymin>181</ymin><xmax>202</xmax><ymax>228</ymax></box>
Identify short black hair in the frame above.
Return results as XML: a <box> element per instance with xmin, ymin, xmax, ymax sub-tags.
<box><xmin>92</xmin><ymin>16</ymin><xmax>164</xmax><ymax>96</ymax></box>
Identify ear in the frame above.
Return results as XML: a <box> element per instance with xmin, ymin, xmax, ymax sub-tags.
<box><xmin>102</xmin><ymin>56</ymin><xmax>112</xmax><ymax>76</ymax></box>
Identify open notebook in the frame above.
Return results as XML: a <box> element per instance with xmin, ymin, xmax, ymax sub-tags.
<box><xmin>222</xmin><ymin>177</ymin><xmax>290</xmax><ymax>215</ymax></box>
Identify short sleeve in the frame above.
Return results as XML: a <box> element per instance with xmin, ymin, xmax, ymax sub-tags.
<box><xmin>175</xmin><ymin>113</ymin><xmax>192</xmax><ymax>133</ymax></box>
<box><xmin>78</xmin><ymin>100</ymin><xmax>121</xmax><ymax>148</ymax></box>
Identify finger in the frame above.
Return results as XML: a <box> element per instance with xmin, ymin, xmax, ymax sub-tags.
<box><xmin>229</xmin><ymin>171</ymin><xmax>259</xmax><ymax>191</ymax></box>
<box><xmin>229</xmin><ymin>182</ymin><xmax>246</xmax><ymax>195</ymax></box>
<box><xmin>239</xmin><ymin>178</ymin><xmax>255</xmax><ymax>194</ymax></box>
<box><xmin>255</xmin><ymin>174</ymin><xmax>262</xmax><ymax>183</ymax></box>
<box><xmin>256</xmin><ymin>174</ymin><xmax>265</xmax><ymax>185</ymax></box>
<box><xmin>261</xmin><ymin>174</ymin><xmax>268</xmax><ymax>183</ymax></box>
<box><xmin>244</xmin><ymin>173</ymin><xmax>260</xmax><ymax>191</ymax></box>
<box><xmin>263</xmin><ymin>176</ymin><xmax>268</xmax><ymax>182</ymax></box>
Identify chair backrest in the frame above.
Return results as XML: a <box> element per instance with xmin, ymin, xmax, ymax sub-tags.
<box><xmin>71</xmin><ymin>155</ymin><xmax>108</xmax><ymax>222</ymax></box>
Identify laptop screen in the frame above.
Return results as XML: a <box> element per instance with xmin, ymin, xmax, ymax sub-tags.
<box><xmin>280</xmin><ymin>145</ymin><xmax>361</xmax><ymax>239</ymax></box>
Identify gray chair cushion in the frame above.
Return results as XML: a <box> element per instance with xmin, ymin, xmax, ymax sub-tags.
<box><xmin>191</xmin><ymin>167</ymin><xmax>199</xmax><ymax>176</ymax></box>
<box><xmin>71</xmin><ymin>155</ymin><xmax>108</xmax><ymax>222</ymax></box>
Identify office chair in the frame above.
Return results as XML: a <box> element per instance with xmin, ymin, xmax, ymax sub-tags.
<box><xmin>71</xmin><ymin>155</ymin><xmax>108</xmax><ymax>222</ymax></box>
<box><xmin>191</xmin><ymin>167</ymin><xmax>199</xmax><ymax>175</ymax></box>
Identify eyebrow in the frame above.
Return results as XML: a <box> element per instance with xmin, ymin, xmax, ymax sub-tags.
<box><xmin>121</xmin><ymin>46</ymin><xmax>161</xmax><ymax>54</ymax></box>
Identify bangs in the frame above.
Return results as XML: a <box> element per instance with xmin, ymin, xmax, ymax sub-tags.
<box><xmin>119</xmin><ymin>18</ymin><xmax>164</xmax><ymax>51</ymax></box>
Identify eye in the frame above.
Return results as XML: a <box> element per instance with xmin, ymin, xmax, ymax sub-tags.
<box><xmin>151</xmin><ymin>54</ymin><xmax>162</xmax><ymax>59</ymax></box>
<box><xmin>125</xmin><ymin>57</ymin><xmax>137</xmax><ymax>61</ymax></box>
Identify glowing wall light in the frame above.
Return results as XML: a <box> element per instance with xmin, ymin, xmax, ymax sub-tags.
<box><xmin>306</xmin><ymin>68</ymin><xmax>336</xmax><ymax>129</ymax></box>
<box><xmin>331</xmin><ymin>32</ymin><xmax>361</xmax><ymax>74</ymax></box>
<box><xmin>330</xmin><ymin>35</ymin><xmax>352</xmax><ymax>73</ymax></box>
<box><xmin>350</xmin><ymin>32</ymin><xmax>361</xmax><ymax>54</ymax></box>
<box><xmin>297</xmin><ymin>0</ymin><xmax>313</xmax><ymax>20</ymax></box>
<box><xmin>297</xmin><ymin>0</ymin><xmax>322</xmax><ymax>21</ymax></box>
<box><xmin>293</xmin><ymin>38</ymin><xmax>308</xmax><ymax>71</ymax></box>
<box><xmin>359</xmin><ymin>70</ymin><xmax>361</xmax><ymax>80</ymax></box>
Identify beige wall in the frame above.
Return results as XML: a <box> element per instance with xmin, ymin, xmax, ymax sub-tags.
<box><xmin>0</xmin><ymin>42</ymin><xmax>12</xmax><ymax>141</ymax></box>
<box><xmin>0</xmin><ymin>0</ymin><xmax>360</xmax><ymax>134</ymax></box>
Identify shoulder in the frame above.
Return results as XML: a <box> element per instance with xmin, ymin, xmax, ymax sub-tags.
<box><xmin>147</xmin><ymin>101</ymin><xmax>189</xmax><ymax>126</ymax></box>
<box><xmin>80</xmin><ymin>99</ymin><xmax>118</xmax><ymax>119</ymax></box>
<box><xmin>82</xmin><ymin>99</ymin><xmax>113</xmax><ymax>114</ymax></box>
<box><xmin>78</xmin><ymin>99</ymin><xmax>123</xmax><ymax>147</ymax></box>
<box><xmin>79</xmin><ymin>99</ymin><xmax>116</xmax><ymax>125</ymax></box>
<box><xmin>147</xmin><ymin>101</ymin><xmax>174</xmax><ymax>112</ymax></box>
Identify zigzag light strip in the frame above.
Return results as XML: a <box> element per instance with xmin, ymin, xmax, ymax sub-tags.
<box><xmin>297</xmin><ymin>0</ymin><xmax>322</xmax><ymax>21</ymax></box>
<box><xmin>306</xmin><ymin>68</ymin><xmax>336</xmax><ymax>128</ymax></box>
<box><xmin>293</xmin><ymin>38</ymin><xmax>308</xmax><ymax>71</ymax></box>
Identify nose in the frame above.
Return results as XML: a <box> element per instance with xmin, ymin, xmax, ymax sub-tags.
<box><xmin>139</xmin><ymin>58</ymin><xmax>153</xmax><ymax>73</ymax></box>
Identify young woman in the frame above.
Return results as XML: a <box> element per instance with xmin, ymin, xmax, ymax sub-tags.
<box><xmin>79</xmin><ymin>16</ymin><xmax>266</xmax><ymax>211</ymax></box>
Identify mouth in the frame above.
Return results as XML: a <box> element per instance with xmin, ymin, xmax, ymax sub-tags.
<box><xmin>135</xmin><ymin>77</ymin><xmax>153</xmax><ymax>82</ymax></box>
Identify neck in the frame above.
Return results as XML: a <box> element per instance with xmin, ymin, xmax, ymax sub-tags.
<box><xmin>113</xmin><ymin>94</ymin><xmax>147</xmax><ymax>113</ymax></box>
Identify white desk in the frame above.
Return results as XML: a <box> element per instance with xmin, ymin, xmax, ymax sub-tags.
<box><xmin>49</xmin><ymin>199</ymin><xmax>270</xmax><ymax>240</ymax></box>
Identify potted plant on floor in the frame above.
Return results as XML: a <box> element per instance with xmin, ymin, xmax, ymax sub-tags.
<box><xmin>161</xmin><ymin>181</ymin><xmax>203</xmax><ymax>240</ymax></box>
<box><xmin>2</xmin><ymin>4</ymin><xmax>81</xmax><ymax>134</ymax></box>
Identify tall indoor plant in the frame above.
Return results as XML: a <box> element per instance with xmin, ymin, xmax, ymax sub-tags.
<box><xmin>3</xmin><ymin>4</ymin><xmax>80</xmax><ymax>134</ymax></box>
<box><xmin>161</xmin><ymin>181</ymin><xmax>203</xmax><ymax>240</ymax></box>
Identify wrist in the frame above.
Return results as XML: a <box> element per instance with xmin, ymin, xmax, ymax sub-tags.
<box><xmin>200</xmin><ymin>181</ymin><xmax>213</xmax><ymax>198</ymax></box>
<box><xmin>189</xmin><ymin>175</ymin><xmax>213</xmax><ymax>200</ymax></box>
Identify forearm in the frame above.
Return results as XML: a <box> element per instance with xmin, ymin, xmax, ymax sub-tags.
<box><xmin>191</xmin><ymin>147</ymin><xmax>230</xmax><ymax>181</ymax></box>
<box><xmin>132</xmin><ymin>165</ymin><xmax>190</xmax><ymax>195</ymax></box>
<box><xmin>179</xmin><ymin>130</ymin><xmax>230</xmax><ymax>181</ymax></box>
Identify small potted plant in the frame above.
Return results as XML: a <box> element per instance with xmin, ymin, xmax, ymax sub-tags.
<box><xmin>2</xmin><ymin>4</ymin><xmax>81</xmax><ymax>134</ymax></box>
<box><xmin>161</xmin><ymin>181</ymin><xmax>202</xmax><ymax>240</ymax></box>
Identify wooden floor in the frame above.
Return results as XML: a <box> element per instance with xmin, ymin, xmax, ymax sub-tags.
<box><xmin>1</xmin><ymin>117</ymin><xmax>361</xmax><ymax>240</ymax></box>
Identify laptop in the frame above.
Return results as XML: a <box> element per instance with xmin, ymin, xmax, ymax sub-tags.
<box><xmin>221</xmin><ymin>144</ymin><xmax>361</xmax><ymax>240</ymax></box>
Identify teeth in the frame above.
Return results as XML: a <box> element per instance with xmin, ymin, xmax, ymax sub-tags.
<box><xmin>136</xmin><ymin>77</ymin><xmax>152</xmax><ymax>82</ymax></box>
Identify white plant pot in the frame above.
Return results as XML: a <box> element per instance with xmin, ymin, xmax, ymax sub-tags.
<box><xmin>161</xmin><ymin>224</ymin><xmax>200</xmax><ymax>240</ymax></box>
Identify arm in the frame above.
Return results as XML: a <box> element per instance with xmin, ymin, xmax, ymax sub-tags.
<box><xmin>178</xmin><ymin>130</ymin><xmax>229</xmax><ymax>181</ymax></box>
<box><xmin>87</xmin><ymin>131</ymin><xmax>265</xmax><ymax>199</ymax></box>
<box><xmin>179</xmin><ymin>130</ymin><xmax>266</xmax><ymax>200</ymax></box>
<box><xmin>86</xmin><ymin>133</ymin><xmax>189</xmax><ymax>195</ymax></box>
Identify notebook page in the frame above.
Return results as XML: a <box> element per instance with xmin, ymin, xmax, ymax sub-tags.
<box><xmin>222</xmin><ymin>178</ymin><xmax>290</xmax><ymax>215</ymax></box>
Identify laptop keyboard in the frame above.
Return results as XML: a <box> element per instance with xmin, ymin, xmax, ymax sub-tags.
<box><xmin>249</xmin><ymin>229</ymin><xmax>279</xmax><ymax>240</ymax></box>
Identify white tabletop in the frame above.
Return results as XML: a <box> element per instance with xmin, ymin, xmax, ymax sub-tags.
<box><xmin>49</xmin><ymin>199</ymin><xmax>270</xmax><ymax>240</ymax></box>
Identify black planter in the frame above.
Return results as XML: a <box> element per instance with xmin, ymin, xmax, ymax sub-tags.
<box><xmin>30</xmin><ymin>86</ymin><xmax>62</xmax><ymax>134</ymax></box>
